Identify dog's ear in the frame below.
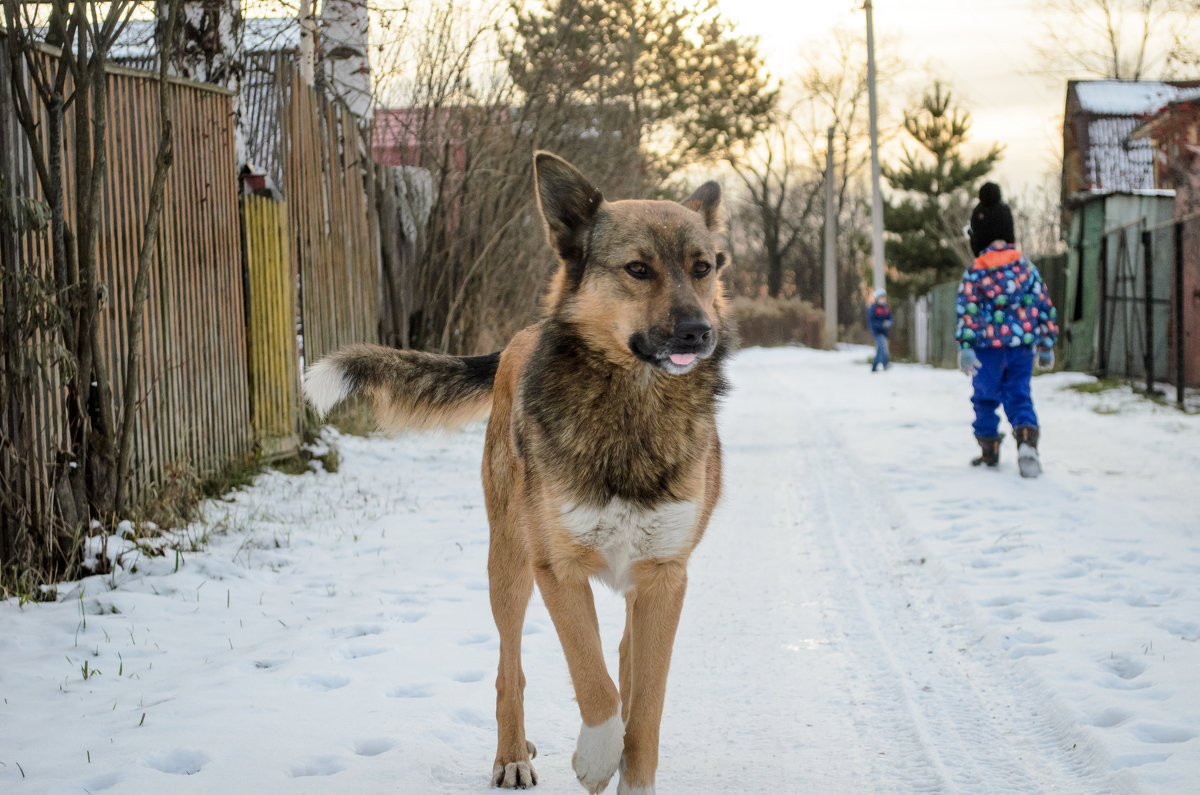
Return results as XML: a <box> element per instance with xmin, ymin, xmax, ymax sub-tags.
<box><xmin>534</xmin><ymin>152</ymin><xmax>604</xmax><ymax>278</ymax></box>
<box><xmin>682</xmin><ymin>181</ymin><xmax>723</xmax><ymax>232</ymax></box>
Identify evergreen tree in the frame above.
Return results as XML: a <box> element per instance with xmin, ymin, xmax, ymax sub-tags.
<box><xmin>882</xmin><ymin>82</ymin><xmax>1002</xmax><ymax>297</ymax></box>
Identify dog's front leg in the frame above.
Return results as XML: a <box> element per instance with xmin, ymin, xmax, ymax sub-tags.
<box><xmin>618</xmin><ymin>560</ymin><xmax>688</xmax><ymax>795</ymax></box>
<box><xmin>534</xmin><ymin>561</ymin><xmax>623</xmax><ymax>794</ymax></box>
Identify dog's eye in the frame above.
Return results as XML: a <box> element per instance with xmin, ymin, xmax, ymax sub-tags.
<box><xmin>692</xmin><ymin>261</ymin><xmax>713</xmax><ymax>278</ymax></box>
<box><xmin>624</xmin><ymin>262</ymin><xmax>652</xmax><ymax>280</ymax></box>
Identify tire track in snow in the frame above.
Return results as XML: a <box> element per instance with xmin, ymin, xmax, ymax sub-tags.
<box><xmin>718</xmin><ymin>359</ymin><xmax>1131</xmax><ymax>794</ymax></box>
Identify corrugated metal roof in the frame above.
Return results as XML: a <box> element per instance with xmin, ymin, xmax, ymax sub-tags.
<box><xmin>1084</xmin><ymin>117</ymin><xmax>1156</xmax><ymax>192</ymax></box>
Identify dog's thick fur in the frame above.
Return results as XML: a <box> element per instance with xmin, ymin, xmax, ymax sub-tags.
<box><xmin>304</xmin><ymin>152</ymin><xmax>731</xmax><ymax>794</ymax></box>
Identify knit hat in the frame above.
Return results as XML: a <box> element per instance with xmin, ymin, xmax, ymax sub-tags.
<box><xmin>969</xmin><ymin>182</ymin><xmax>1014</xmax><ymax>256</ymax></box>
<box><xmin>873</xmin><ymin>288</ymin><xmax>887</xmax><ymax>300</ymax></box>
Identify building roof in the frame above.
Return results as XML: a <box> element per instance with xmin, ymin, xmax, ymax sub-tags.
<box><xmin>1073</xmin><ymin>81</ymin><xmax>1193</xmax><ymax>115</ymax></box>
<box><xmin>1065</xmin><ymin>80</ymin><xmax>1200</xmax><ymax>199</ymax></box>
<box><xmin>110</xmin><ymin>17</ymin><xmax>302</xmax><ymax>61</ymax></box>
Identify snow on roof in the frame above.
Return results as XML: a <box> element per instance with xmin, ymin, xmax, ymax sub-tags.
<box><xmin>1074</xmin><ymin>80</ymin><xmax>1200</xmax><ymax>116</ymax></box>
<box><xmin>1074</xmin><ymin>81</ymin><xmax>1178</xmax><ymax>115</ymax></box>
<box><xmin>110</xmin><ymin>17</ymin><xmax>301</xmax><ymax>61</ymax></box>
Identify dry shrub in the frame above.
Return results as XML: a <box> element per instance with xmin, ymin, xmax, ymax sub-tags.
<box><xmin>730</xmin><ymin>296</ymin><xmax>825</xmax><ymax>348</ymax></box>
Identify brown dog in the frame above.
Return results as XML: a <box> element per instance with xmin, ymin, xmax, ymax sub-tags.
<box><xmin>304</xmin><ymin>152</ymin><xmax>731</xmax><ymax>793</ymax></box>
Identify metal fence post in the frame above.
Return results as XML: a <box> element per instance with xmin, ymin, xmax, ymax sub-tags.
<box><xmin>1176</xmin><ymin>221</ymin><xmax>1186</xmax><ymax>408</ymax></box>
<box><xmin>1143</xmin><ymin>229</ymin><xmax>1155</xmax><ymax>395</ymax></box>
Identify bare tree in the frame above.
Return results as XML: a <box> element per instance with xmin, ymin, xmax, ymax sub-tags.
<box><xmin>726</xmin><ymin>110</ymin><xmax>821</xmax><ymax>300</ymax></box>
<box><xmin>729</xmin><ymin>28</ymin><xmax>896</xmax><ymax>324</ymax></box>
<box><xmin>1032</xmin><ymin>0</ymin><xmax>1193</xmax><ymax>78</ymax></box>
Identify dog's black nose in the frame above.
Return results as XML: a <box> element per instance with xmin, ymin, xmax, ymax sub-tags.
<box><xmin>674</xmin><ymin>319</ymin><xmax>712</xmax><ymax>346</ymax></box>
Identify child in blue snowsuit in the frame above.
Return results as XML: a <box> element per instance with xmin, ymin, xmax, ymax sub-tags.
<box><xmin>957</xmin><ymin>183</ymin><xmax>1058</xmax><ymax>477</ymax></box>
<box><xmin>868</xmin><ymin>288</ymin><xmax>893</xmax><ymax>371</ymax></box>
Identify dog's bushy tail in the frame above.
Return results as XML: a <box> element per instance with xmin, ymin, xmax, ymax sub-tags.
<box><xmin>303</xmin><ymin>343</ymin><xmax>499</xmax><ymax>431</ymax></box>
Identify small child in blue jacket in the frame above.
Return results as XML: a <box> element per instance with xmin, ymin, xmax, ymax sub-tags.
<box><xmin>868</xmin><ymin>288</ymin><xmax>893</xmax><ymax>372</ymax></box>
<box><xmin>957</xmin><ymin>183</ymin><xmax>1058</xmax><ymax>477</ymax></box>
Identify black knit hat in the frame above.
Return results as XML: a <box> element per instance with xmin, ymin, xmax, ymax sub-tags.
<box><xmin>969</xmin><ymin>182</ymin><xmax>1014</xmax><ymax>256</ymax></box>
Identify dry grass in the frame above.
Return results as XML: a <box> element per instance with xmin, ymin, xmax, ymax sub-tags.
<box><xmin>730</xmin><ymin>296</ymin><xmax>825</xmax><ymax>348</ymax></box>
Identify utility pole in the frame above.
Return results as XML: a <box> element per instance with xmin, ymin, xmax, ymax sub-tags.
<box><xmin>824</xmin><ymin>126</ymin><xmax>838</xmax><ymax>348</ymax></box>
<box><xmin>864</xmin><ymin>0</ymin><xmax>885</xmax><ymax>292</ymax></box>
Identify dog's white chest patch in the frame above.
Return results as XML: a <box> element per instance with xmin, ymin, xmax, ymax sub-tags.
<box><xmin>560</xmin><ymin>498</ymin><xmax>697</xmax><ymax>592</ymax></box>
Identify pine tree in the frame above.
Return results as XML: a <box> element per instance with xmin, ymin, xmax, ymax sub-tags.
<box><xmin>882</xmin><ymin>82</ymin><xmax>1002</xmax><ymax>297</ymax></box>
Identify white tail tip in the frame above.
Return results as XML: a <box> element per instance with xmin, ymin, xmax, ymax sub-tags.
<box><xmin>303</xmin><ymin>359</ymin><xmax>352</xmax><ymax>418</ymax></box>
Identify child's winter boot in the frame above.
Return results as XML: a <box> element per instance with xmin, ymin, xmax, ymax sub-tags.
<box><xmin>1013</xmin><ymin>425</ymin><xmax>1041</xmax><ymax>478</ymax></box>
<box><xmin>972</xmin><ymin>434</ymin><xmax>1003</xmax><ymax>468</ymax></box>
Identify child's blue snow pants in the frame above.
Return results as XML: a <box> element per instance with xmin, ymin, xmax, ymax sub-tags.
<box><xmin>971</xmin><ymin>346</ymin><xmax>1037</xmax><ymax>438</ymax></box>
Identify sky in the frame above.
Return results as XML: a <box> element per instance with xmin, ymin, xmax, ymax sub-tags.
<box><xmin>2</xmin><ymin>345</ymin><xmax>1198</xmax><ymax>793</ymax></box>
<box><xmin>724</xmin><ymin>1</ymin><xmax>1086</xmax><ymax>196</ymax></box>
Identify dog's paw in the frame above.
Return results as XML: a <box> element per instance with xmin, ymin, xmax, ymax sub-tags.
<box><xmin>572</xmin><ymin>713</ymin><xmax>624</xmax><ymax>793</ymax></box>
<box><xmin>492</xmin><ymin>759</ymin><xmax>538</xmax><ymax>789</ymax></box>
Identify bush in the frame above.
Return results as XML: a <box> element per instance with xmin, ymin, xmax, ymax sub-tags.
<box><xmin>730</xmin><ymin>296</ymin><xmax>825</xmax><ymax>348</ymax></box>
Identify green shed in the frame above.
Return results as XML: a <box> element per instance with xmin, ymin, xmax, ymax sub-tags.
<box><xmin>1061</xmin><ymin>191</ymin><xmax>1176</xmax><ymax>376</ymax></box>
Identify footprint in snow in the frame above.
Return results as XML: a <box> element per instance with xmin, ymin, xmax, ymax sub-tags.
<box><xmin>146</xmin><ymin>749</ymin><xmax>209</xmax><ymax>775</ymax></box>
<box><xmin>979</xmin><ymin>595</ymin><xmax>1024</xmax><ymax>607</ymax></box>
<box><xmin>453</xmin><ymin>708</ymin><xmax>491</xmax><ymax>728</ymax></box>
<box><xmin>80</xmin><ymin>772</ymin><xmax>121</xmax><ymax>791</ymax></box>
<box><xmin>1086</xmin><ymin>707</ymin><xmax>1132</xmax><ymax>728</ymax></box>
<box><xmin>353</xmin><ymin>737</ymin><xmax>396</xmax><ymax>757</ymax></box>
<box><xmin>1035</xmin><ymin>607</ymin><xmax>1099</xmax><ymax>622</ymax></box>
<box><xmin>1131</xmin><ymin>722</ymin><xmax>1198</xmax><ymax>744</ymax></box>
<box><xmin>1110</xmin><ymin>752</ymin><xmax>1171</xmax><ymax>770</ymax></box>
<box><xmin>287</xmin><ymin>756</ymin><xmax>345</xmax><ymax>777</ymax></box>
<box><xmin>333</xmin><ymin>624</ymin><xmax>383</xmax><ymax>638</ymax></box>
<box><xmin>388</xmin><ymin>683</ymin><xmax>433</xmax><ymax>698</ymax></box>
<box><xmin>299</xmin><ymin>673</ymin><xmax>350</xmax><ymax>691</ymax></box>
<box><xmin>339</xmin><ymin>645</ymin><xmax>387</xmax><ymax>660</ymax></box>
<box><xmin>395</xmin><ymin>610</ymin><xmax>427</xmax><ymax>623</ymax></box>
<box><xmin>458</xmin><ymin>632</ymin><xmax>492</xmax><ymax>645</ymax></box>
<box><xmin>1156</xmin><ymin>617</ymin><xmax>1200</xmax><ymax>640</ymax></box>
<box><xmin>1101</xmin><ymin>653</ymin><xmax>1147</xmax><ymax>680</ymax></box>
<box><xmin>450</xmin><ymin>669</ymin><xmax>486</xmax><ymax>683</ymax></box>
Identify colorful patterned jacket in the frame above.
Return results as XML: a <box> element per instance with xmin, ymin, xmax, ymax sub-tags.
<box><xmin>955</xmin><ymin>245</ymin><xmax>1058</xmax><ymax>352</ymax></box>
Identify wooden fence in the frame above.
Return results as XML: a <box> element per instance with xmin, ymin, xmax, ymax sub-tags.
<box><xmin>2</xmin><ymin>38</ymin><xmax>380</xmax><ymax>544</ymax></box>
<box><xmin>1</xmin><ymin>41</ymin><xmax>251</xmax><ymax>524</ymax></box>
<box><xmin>279</xmin><ymin>59</ymin><xmax>379</xmax><ymax>366</ymax></box>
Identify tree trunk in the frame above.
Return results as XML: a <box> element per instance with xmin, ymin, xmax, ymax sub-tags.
<box><xmin>115</xmin><ymin>0</ymin><xmax>180</xmax><ymax>515</ymax></box>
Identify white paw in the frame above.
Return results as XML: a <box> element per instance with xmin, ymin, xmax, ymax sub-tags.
<box><xmin>572</xmin><ymin>712</ymin><xmax>624</xmax><ymax>793</ymax></box>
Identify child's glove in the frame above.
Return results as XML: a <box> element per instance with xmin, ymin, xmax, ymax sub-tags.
<box><xmin>1036</xmin><ymin>349</ymin><xmax>1054</xmax><ymax>370</ymax></box>
<box><xmin>958</xmin><ymin>348</ymin><xmax>981</xmax><ymax>376</ymax></box>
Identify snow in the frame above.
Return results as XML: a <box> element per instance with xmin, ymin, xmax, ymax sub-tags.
<box><xmin>2</xmin><ymin>345</ymin><xmax>1198</xmax><ymax>793</ymax></box>
<box><xmin>1074</xmin><ymin>81</ymin><xmax>1196</xmax><ymax>116</ymax></box>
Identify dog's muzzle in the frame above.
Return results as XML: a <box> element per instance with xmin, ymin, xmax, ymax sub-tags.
<box><xmin>630</xmin><ymin>318</ymin><xmax>715</xmax><ymax>375</ymax></box>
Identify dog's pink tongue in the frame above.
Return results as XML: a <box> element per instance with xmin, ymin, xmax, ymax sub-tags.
<box><xmin>669</xmin><ymin>353</ymin><xmax>696</xmax><ymax>366</ymax></box>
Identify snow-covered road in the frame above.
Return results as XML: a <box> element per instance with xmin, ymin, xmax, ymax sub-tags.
<box><xmin>2</xmin><ymin>346</ymin><xmax>1197</xmax><ymax>793</ymax></box>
